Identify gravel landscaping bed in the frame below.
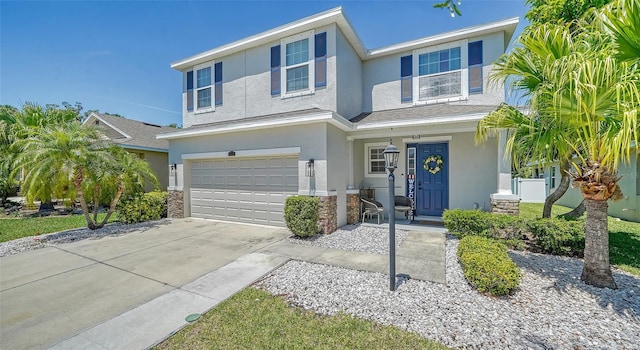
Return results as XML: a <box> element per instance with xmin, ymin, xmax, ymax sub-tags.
<box><xmin>258</xmin><ymin>227</ymin><xmax>640</xmax><ymax>349</ymax></box>
<box><xmin>286</xmin><ymin>224</ymin><xmax>409</xmax><ymax>254</ymax></box>
<box><xmin>0</xmin><ymin>219</ymin><xmax>169</xmax><ymax>257</ymax></box>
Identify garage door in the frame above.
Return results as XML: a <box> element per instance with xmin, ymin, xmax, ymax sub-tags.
<box><xmin>189</xmin><ymin>156</ymin><xmax>298</xmax><ymax>226</ymax></box>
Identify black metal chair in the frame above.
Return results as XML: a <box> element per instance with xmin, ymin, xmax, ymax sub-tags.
<box><xmin>394</xmin><ymin>195</ymin><xmax>414</xmax><ymax>221</ymax></box>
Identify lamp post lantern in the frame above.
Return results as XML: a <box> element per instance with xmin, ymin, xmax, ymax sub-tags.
<box><xmin>383</xmin><ymin>139</ymin><xmax>400</xmax><ymax>291</ymax></box>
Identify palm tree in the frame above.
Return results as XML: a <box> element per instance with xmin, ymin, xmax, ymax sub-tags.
<box><xmin>9</xmin><ymin>103</ymin><xmax>84</xmax><ymax>210</ymax></box>
<box><xmin>81</xmin><ymin>146</ymin><xmax>159</xmax><ymax>228</ymax></box>
<box><xmin>12</xmin><ymin>122</ymin><xmax>111</xmax><ymax>226</ymax></box>
<box><xmin>476</xmin><ymin>25</ymin><xmax>583</xmax><ymax>218</ymax></box>
<box><xmin>509</xmin><ymin>21</ymin><xmax>638</xmax><ymax>288</ymax></box>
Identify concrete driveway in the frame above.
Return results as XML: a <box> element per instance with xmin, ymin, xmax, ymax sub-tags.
<box><xmin>0</xmin><ymin>219</ymin><xmax>289</xmax><ymax>350</ymax></box>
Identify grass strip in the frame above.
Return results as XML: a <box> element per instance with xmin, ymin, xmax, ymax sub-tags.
<box><xmin>155</xmin><ymin>287</ymin><xmax>448</xmax><ymax>350</ymax></box>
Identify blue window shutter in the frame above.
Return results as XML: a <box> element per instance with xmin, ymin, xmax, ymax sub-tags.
<box><xmin>468</xmin><ymin>41</ymin><xmax>483</xmax><ymax>66</ymax></box>
<box><xmin>214</xmin><ymin>62</ymin><xmax>222</xmax><ymax>106</ymax></box>
<box><xmin>468</xmin><ymin>41</ymin><xmax>483</xmax><ymax>93</ymax></box>
<box><xmin>315</xmin><ymin>32</ymin><xmax>327</xmax><ymax>88</ymax></box>
<box><xmin>315</xmin><ymin>32</ymin><xmax>326</xmax><ymax>58</ymax></box>
<box><xmin>401</xmin><ymin>55</ymin><xmax>412</xmax><ymax>102</ymax></box>
<box><xmin>186</xmin><ymin>71</ymin><xmax>194</xmax><ymax>111</ymax></box>
<box><xmin>271</xmin><ymin>45</ymin><xmax>281</xmax><ymax>95</ymax></box>
<box><xmin>401</xmin><ymin>55</ymin><xmax>412</xmax><ymax>77</ymax></box>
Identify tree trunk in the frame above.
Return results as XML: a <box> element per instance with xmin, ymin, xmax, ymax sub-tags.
<box><xmin>581</xmin><ymin>199</ymin><xmax>617</xmax><ymax>289</ymax></box>
<box><xmin>92</xmin><ymin>183</ymin><xmax>100</xmax><ymax>223</ymax></box>
<box><xmin>542</xmin><ymin>161</ymin><xmax>571</xmax><ymax>218</ymax></box>
<box><xmin>560</xmin><ymin>200</ymin><xmax>586</xmax><ymax>219</ymax></box>
<box><xmin>97</xmin><ymin>181</ymin><xmax>124</xmax><ymax>228</ymax></box>
<box><xmin>72</xmin><ymin>168</ymin><xmax>96</xmax><ymax>230</ymax></box>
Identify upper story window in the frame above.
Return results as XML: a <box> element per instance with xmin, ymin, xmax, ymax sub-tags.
<box><xmin>197</xmin><ymin>65</ymin><xmax>212</xmax><ymax>109</ymax></box>
<box><xmin>285</xmin><ymin>38</ymin><xmax>310</xmax><ymax>92</ymax></box>
<box><xmin>273</xmin><ymin>30</ymin><xmax>325</xmax><ymax>98</ymax></box>
<box><xmin>405</xmin><ymin>40</ymin><xmax>485</xmax><ymax>104</ymax></box>
<box><xmin>186</xmin><ymin>61</ymin><xmax>223</xmax><ymax>113</ymax></box>
<box><xmin>417</xmin><ymin>46</ymin><xmax>462</xmax><ymax>101</ymax></box>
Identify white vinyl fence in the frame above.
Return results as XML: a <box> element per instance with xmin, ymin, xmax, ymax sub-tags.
<box><xmin>512</xmin><ymin>177</ymin><xmax>547</xmax><ymax>203</ymax></box>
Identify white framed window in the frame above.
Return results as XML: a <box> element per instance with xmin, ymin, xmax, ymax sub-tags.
<box><xmin>413</xmin><ymin>40</ymin><xmax>468</xmax><ymax>104</ymax></box>
<box><xmin>281</xmin><ymin>30</ymin><xmax>315</xmax><ymax>98</ymax></box>
<box><xmin>188</xmin><ymin>61</ymin><xmax>215</xmax><ymax>114</ymax></box>
<box><xmin>364</xmin><ymin>142</ymin><xmax>389</xmax><ymax>178</ymax></box>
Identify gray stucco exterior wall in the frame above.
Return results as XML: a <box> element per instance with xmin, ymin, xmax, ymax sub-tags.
<box><xmin>181</xmin><ymin>24</ymin><xmax>339</xmax><ymax>128</ymax></box>
<box><xmin>326</xmin><ymin>124</ymin><xmax>349</xmax><ymax>226</ymax></box>
<box><xmin>335</xmin><ymin>27</ymin><xmax>363</xmax><ymax>119</ymax></box>
<box><xmin>361</xmin><ymin>31</ymin><xmax>506</xmax><ymax>112</ymax></box>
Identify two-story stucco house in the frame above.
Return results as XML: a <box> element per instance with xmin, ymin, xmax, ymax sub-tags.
<box><xmin>158</xmin><ymin>7</ymin><xmax>520</xmax><ymax>233</ymax></box>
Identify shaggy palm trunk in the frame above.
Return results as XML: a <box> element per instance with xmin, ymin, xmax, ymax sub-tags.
<box><xmin>542</xmin><ymin>161</ymin><xmax>571</xmax><ymax>218</ymax></box>
<box><xmin>581</xmin><ymin>199</ymin><xmax>617</xmax><ymax>289</ymax></box>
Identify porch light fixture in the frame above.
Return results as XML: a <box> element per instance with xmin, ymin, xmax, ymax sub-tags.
<box><xmin>305</xmin><ymin>159</ymin><xmax>315</xmax><ymax>177</ymax></box>
<box><xmin>170</xmin><ymin>163</ymin><xmax>177</xmax><ymax>176</ymax></box>
<box><xmin>228</xmin><ymin>151</ymin><xmax>236</xmax><ymax>157</ymax></box>
<box><xmin>383</xmin><ymin>139</ymin><xmax>400</xmax><ymax>291</ymax></box>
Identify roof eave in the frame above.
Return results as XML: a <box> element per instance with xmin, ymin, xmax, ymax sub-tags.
<box><xmin>156</xmin><ymin>111</ymin><xmax>353</xmax><ymax>140</ymax></box>
<box><xmin>366</xmin><ymin>17</ymin><xmax>520</xmax><ymax>58</ymax></box>
<box><xmin>171</xmin><ymin>7</ymin><xmax>368</xmax><ymax>71</ymax></box>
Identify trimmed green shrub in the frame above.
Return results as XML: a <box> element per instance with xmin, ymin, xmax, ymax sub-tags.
<box><xmin>117</xmin><ymin>191</ymin><xmax>167</xmax><ymax>224</ymax></box>
<box><xmin>529</xmin><ymin>217</ymin><xmax>585</xmax><ymax>256</ymax></box>
<box><xmin>444</xmin><ymin>208</ymin><xmax>585</xmax><ymax>257</ymax></box>
<box><xmin>443</xmin><ymin>209</ymin><xmax>524</xmax><ymax>240</ymax></box>
<box><xmin>457</xmin><ymin>236</ymin><xmax>521</xmax><ymax>296</ymax></box>
<box><xmin>284</xmin><ymin>196</ymin><xmax>320</xmax><ymax>237</ymax></box>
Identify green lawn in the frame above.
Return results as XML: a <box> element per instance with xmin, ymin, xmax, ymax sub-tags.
<box><xmin>520</xmin><ymin>203</ymin><xmax>640</xmax><ymax>276</ymax></box>
<box><xmin>0</xmin><ymin>213</ymin><xmax>117</xmax><ymax>243</ymax></box>
<box><xmin>155</xmin><ymin>288</ymin><xmax>448</xmax><ymax>350</ymax></box>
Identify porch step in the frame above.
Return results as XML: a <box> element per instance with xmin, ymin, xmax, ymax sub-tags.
<box><xmin>413</xmin><ymin>215</ymin><xmax>444</xmax><ymax>226</ymax></box>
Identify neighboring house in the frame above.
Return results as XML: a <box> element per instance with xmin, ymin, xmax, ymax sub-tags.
<box><xmin>552</xmin><ymin>154</ymin><xmax>640</xmax><ymax>222</ymax></box>
<box><xmin>158</xmin><ymin>7</ymin><xmax>520</xmax><ymax>232</ymax></box>
<box><xmin>84</xmin><ymin>112</ymin><xmax>175</xmax><ymax>191</ymax></box>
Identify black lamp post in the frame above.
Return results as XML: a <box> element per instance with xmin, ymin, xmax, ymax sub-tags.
<box><xmin>383</xmin><ymin>139</ymin><xmax>400</xmax><ymax>291</ymax></box>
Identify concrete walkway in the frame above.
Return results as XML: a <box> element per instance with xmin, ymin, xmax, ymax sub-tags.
<box><xmin>259</xmin><ymin>229</ymin><xmax>446</xmax><ymax>284</ymax></box>
<box><xmin>0</xmin><ymin>219</ymin><xmax>446</xmax><ymax>350</ymax></box>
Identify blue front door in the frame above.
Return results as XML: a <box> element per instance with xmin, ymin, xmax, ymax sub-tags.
<box><xmin>416</xmin><ymin>143</ymin><xmax>449</xmax><ymax>216</ymax></box>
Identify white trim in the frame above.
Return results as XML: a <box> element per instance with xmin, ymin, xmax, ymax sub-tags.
<box><xmin>171</xmin><ymin>11</ymin><xmax>517</xmax><ymax>70</ymax></box>
<box><xmin>158</xmin><ymin>111</ymin><xmax>352</xmax><ymax>139</ymax></box>
<box><xmin>412</xmin><ymin>40</ymin><xmax>468</xmax><ymax>105</ymax></box>
<box><xmin>348</xmin><ymin>125</ymin><xmax>477</xmax><ymax>141</ymax></box>
<box><xmin>181</xmin><ymin>147</ymin><xmax>301</xmax><ymax>160</ymax></box>
<box><xmin>354</xmin><ymin>113</ymin><xmax>486</xmax><ymax>131</ymax></box>
<box><xmin>364</xmin><ymin>142</ymin><xmax>389</xmax><ymax>178</ymax></box>
<box><xmin>402</xmin><ymin>135</ymin><xmax>452</xmax><ymax>143</ymax></box>
<box><xmin>84</xmin><ymin>113</ymin><xmax>131</xmax><ymax>139</ymax></box>
<box><xmin>194</xmin><ymin>61</ymin><xmax>215</xmax><ymax>113</ymax></box>
<box><xmin>281</xmin><ymin>30</ymin><xmax>315</xmax><ymax>98</ymax></box>
<box><xmin>368</xmin><ymin>17</ymin><xmax>519</xmax><ymax>58</ymax></box>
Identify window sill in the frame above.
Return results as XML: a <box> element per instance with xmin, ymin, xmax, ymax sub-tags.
<box><xmin>281</xmin><ymin>89</ymin><xmax>315</xmax><ymax>99</ymax></box>
<box><xmin>194</xmin><ymin>108</ymin><xmax>214</xmax><ymax>115</ymax></box>
<box><xmin>365</xmin><ymin>173</ymin><xmax>388</xmax><ymax>178</ymax></box>
<box><xmin>414</xmin><ymin>95</ymin><xmax>468</xmax><ymax>105</ymax></box>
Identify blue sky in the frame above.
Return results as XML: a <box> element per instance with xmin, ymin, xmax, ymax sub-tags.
<box><xmin>0</xmin><ymin>0</ymin><xmax>530</xmax><ymax>126</ymax></box>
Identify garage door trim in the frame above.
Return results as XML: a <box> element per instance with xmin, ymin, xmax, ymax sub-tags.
<box><xmin>182</xmin><ymin>146</ymin><xmax>301</xmax><ymax>160</ymax></box>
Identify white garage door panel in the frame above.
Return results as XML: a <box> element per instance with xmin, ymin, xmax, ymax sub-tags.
<box><xmin>190</xmin><ymin>156</ymin><xmax>298</xmax><ymax>226</ymax></box>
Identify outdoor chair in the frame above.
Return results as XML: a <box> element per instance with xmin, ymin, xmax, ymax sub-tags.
<box><xmin>361</xmin><ymin>198</ymin><xmax>384</xmax><ymax>224</ymax></box>
<box><xmin>394</xmin><ymin>195</ymin><xmax>414</xmax><ymax>221</ymax></box>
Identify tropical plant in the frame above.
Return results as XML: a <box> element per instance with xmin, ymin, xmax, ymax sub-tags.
<box><xmin>12</xmin><ymin>121</ymin><xmax>159</xmax><ymax>229</ymax></box>
<box><xmin>6</xmin><ymin>102</ymin><xmax>84</xmax><ymax>210</ymax></box>
<box><xmin>478</xmin><ymin>0</ymin><xmax>640</xmax><ymax>288</ymax></box>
